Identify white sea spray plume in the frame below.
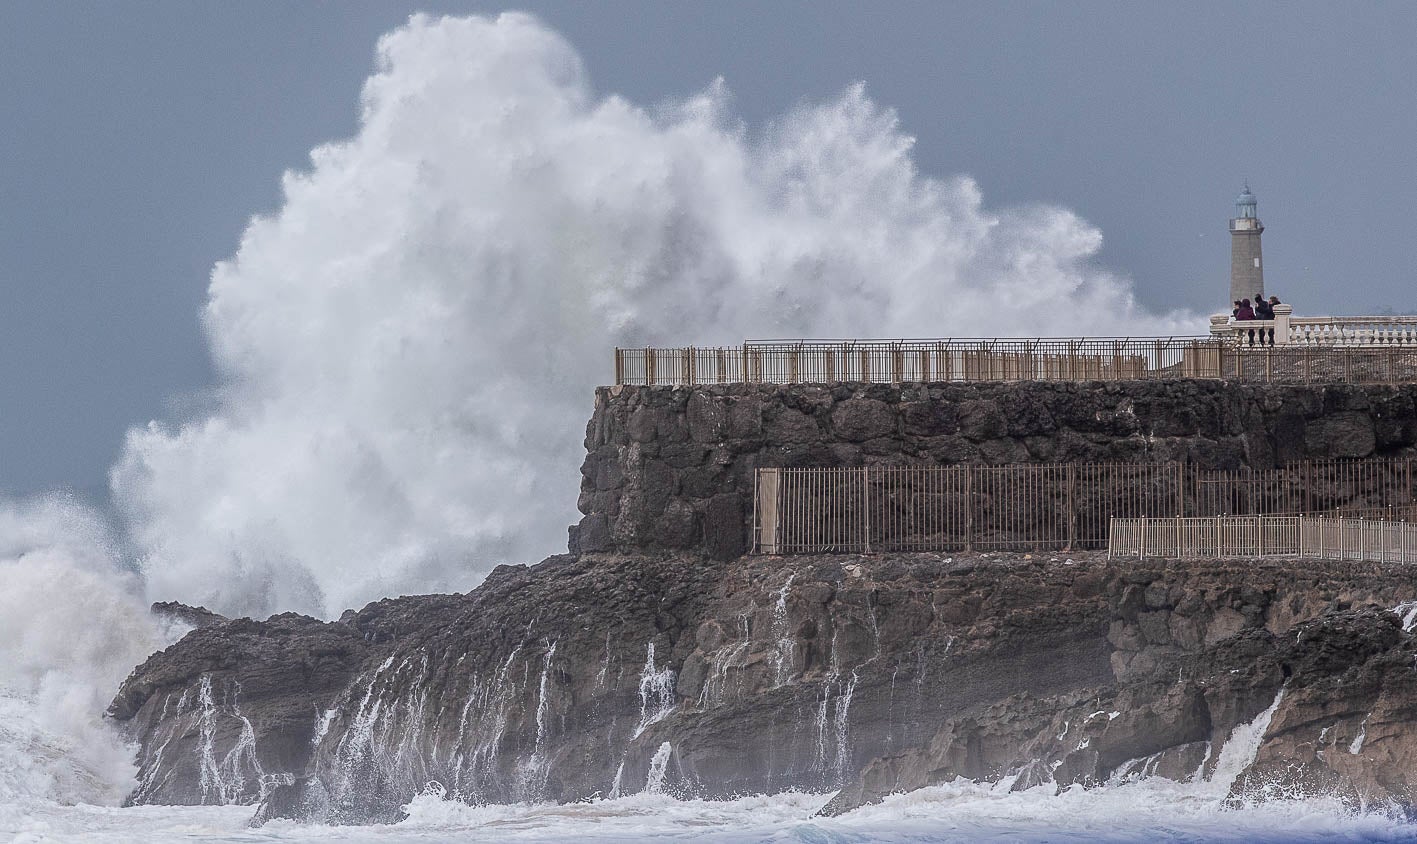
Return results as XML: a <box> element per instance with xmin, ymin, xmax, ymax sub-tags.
<box><xmin>109</xmin><ymin>12</ymin><xmax>1191</xmax><ymax>621</ymax></box>
<box><xmin>0</xmin><ymin>495</ymin><xmax>166</xmax><ymax>808</ymax></box>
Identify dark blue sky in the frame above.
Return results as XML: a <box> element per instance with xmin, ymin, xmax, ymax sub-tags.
<box><xmin>2</xmin><ymin>1</ymin><xmax>1415</xmax><ymax>496</ymax></box>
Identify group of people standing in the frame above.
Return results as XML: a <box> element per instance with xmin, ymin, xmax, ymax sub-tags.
<box><xmin>1231</xmin><ymin>292</ymin><xmax>1284</xmax><ymax>346</ymax></box>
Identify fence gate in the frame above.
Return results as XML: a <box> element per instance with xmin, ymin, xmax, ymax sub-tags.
<box><xmin>755</xmin><ymin>468</ymin><xmax>781</xmax><ymax>554</ymax></box>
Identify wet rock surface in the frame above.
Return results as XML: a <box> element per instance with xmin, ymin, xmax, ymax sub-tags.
<box><xmin>149</xmin><ymin>601</ymin><xmax>227</xmax><ymax>630</ymax></box>
<box><xmin>111</xmin><ymin>551</ymin><xmax>1417</xmax><ymax>823</ymax></box>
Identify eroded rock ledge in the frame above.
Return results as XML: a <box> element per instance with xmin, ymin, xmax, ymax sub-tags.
<box><xmin>110</xmin><ymin>550</ymin><xmax>1417</xmax><ymax>824</ymax></box>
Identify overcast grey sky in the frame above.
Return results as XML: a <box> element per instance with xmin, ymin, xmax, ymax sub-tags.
<box><xmin>2</xmin><ymin>1</ymin><xmax>1415</xmax><ymax>498</ymax></box>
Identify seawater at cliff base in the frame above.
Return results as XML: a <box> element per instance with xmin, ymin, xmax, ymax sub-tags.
<box><xmin>8</xmin><ymin>782</ymin><xmax>1416</xmax><ymax>843</ymax></box>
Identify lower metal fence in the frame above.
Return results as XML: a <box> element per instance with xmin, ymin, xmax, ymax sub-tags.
<box><xmin>751</xmin><ymin>458</ymin><xmax>1417</xmax><ymax>555</ymax></box>
<box><xmin>1107</xmin><ymin>514</ymin><xmax>1417</xmax><ymax>563</ymax></box>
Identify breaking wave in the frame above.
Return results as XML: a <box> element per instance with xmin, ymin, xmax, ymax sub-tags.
<box><xmin>0</xmin><ymin>496</ymin><xmax>170</xmax><ymax>809</ymax></box>
<box><xmin>110</xmin><ymin>12</ymin><xmax>1189</xmax><ymax>621</ymax></box>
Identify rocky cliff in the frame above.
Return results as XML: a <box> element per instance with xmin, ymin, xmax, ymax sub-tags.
<box><xmin>110</xmin><ymin>551</ymin><xmax>1417</xmax><ymax>824</ymax></box>
<box><xmin>107</xmin><ymin>380</ymin><xmax>1417</xmax><ymax>824</ymax></box>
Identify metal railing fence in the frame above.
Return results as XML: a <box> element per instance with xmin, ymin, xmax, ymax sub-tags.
<box><xmin>618</xmin><ymin>338</ymin><xmax>1213</xmax><ymax>386</ymax></box>
<box><xmin>1107</xmin><ymin>514</ymin><xmax>1417</xmax><ymax>563</ymax></box>
<box><xmin>615</xmin><ymin>338</ymin><xmax>1417</xmax><ymax>386</ymax></box>
<box><xmin>751</xmin><ymin>458</ymin><xmax>1417</xmax><ymax>555</ymax></box>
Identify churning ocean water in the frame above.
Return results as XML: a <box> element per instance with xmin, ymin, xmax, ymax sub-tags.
<box><xmin>7</xmin><ymin>782</ymin><xmax>1417</xmax><ymax>843</ymax></box>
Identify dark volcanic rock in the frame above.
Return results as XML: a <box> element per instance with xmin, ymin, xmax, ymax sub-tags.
<box><xmin>150</xmin><ymin>601</ymin><xmax>227</xmax><ymax>629</ymax></box>
<box><xmin>111</xmin><ymin>551</ymin><xmax>1417</xmax><ymax>824</ymax></box>
<box><xmin>108</xmin><ymin>611</ymin><xmax>368</xmax><ymax>810</ymax></box>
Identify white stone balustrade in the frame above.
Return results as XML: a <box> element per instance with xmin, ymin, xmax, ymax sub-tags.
<box><xmin>1287</xmin><ymin>315</ymin><xmax>1417</xmax><ymax>347</ymax></box>
<box><xmin>1210</xmin><ymin>305</ymin><xmax>1417</xmax><ymax>347</ymax></box>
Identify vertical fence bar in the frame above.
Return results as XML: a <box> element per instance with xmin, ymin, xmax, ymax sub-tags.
<box><xmin>964</xmin><ymin>465</ymin><xmax>974</xmax><ymax>553</ymax></box>
<box><xmin>1067</xmin><ymin>464</ymin><xmax>1077</xmax><ymax>550</ymax></box>
<box><xmin>861</xmin><ymin>466</ymin><xmax>871</xmax><ymax>554</ymax></box>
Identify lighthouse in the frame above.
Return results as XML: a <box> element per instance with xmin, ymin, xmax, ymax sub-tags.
<box><xmin>1229</xmin><ymin>184</ymin><xmax>1264</xmax><ymax>306</ymax></box>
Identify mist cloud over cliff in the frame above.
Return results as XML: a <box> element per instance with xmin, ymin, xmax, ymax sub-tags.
<box><xmin>109</xmin><ymin>13</ymin><xmax>1189</xmax><ymax>619</ymax></box>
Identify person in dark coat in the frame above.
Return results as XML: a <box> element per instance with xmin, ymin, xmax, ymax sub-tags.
<box><xmin>1236</xmin><ymin>299</ymin><xmax>1256</xmax><ymax>345</ymax></box>
<box><xmin>1254</xmin><ymin>293</ymin><xmax>1275</xmax><ymax>345</ymax></box>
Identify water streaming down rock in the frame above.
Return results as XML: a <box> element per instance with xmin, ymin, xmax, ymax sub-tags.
<box><xmin>595</xmin><ymin>632</ymin><xmax>612</xmax><ymax>691</ymax></box>
<box><xmin>1348</xmin><ymin>716</ymin><xmax>1368</xmax><ymax>756</ymax></box>
<box><xmin>601</xmin><ymin>642</ymin><xmax>685</xmax><ymax>801</ymax></box>
<box><xmin>697</xmin><ymin>612</ymin><xmax>754</xmax><ymax>707</ymax></box>
<box><xmin>1395</xmin><ymin>601</ymin><xmax>1417</xmax><ymax>633</ymax></box>
<box><xmin>133</xmin><ymin>673</ymin><xmax>273</xmax><ymax>808</ymax></box>
<box><xmin>772</xmin><ymin>575</ymin><xmax>796</xmax><ymax>687</ymax></box>
<box><xmin>643</xmin><ymin>743</ymin><xmax>674</xmax><ymax>795</ymax></box>
<box><xmin>451</xmin><ymin>642</ymin><xmax>525</xmax><ymax>796</ymax></box>
<box><xmin>1203</xmin><ymin>688</ymin><xmax>1287</xmax><ymax>798</ymax></box>
<box><xmin>534</xmin><ymin>644</ymin><xmax>558</xmax><ymax>752</ymax></box>
<box><xmin>633</xmin><ymin>643</ymin><xmax>676</xmax><ymax>739</ymax></box>
<box><xmin>197</xmin><ymin>675</ymin><xmax>268</xmax><ymax>805</ymax></box>
<box><xmin>516</xmin><ymin>642</ymin><xmax>559</xmax><ymax>800</ymax></box>
<box><xmin>608</xmin><ymin>761</ymin><xmax>627</xmax><ymax>800</ymax></box>
<box><xmin>833</xmin><ymin>671</ymin><xmax>859</xmax><ymax>785</ymax></box>
<box><xmin>128</xmin><ymin>688</ymin><xmax>189</xmax><ymax>805</ymax></box>
<box><xmin>1107</xmin><ymin>750</ymin><xmax>1165</xmax><ymax>785</ymax></box>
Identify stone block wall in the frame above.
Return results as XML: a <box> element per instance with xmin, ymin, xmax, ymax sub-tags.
<box><xmin>569</xmin><ymin>380</ymin><xmax>1417</xmax><ymax>559</ymax></box>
